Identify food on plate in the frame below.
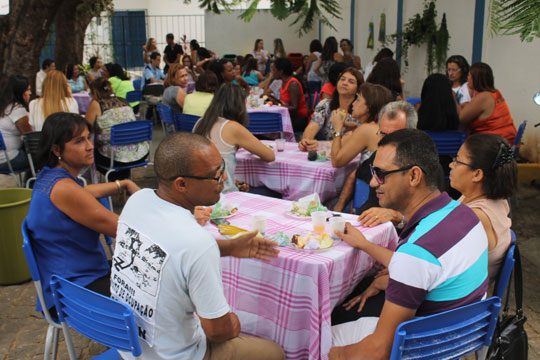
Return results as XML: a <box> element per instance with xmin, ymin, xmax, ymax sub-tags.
<box><xmin>290</xmin><ymin>200</ymin><xmax>327</xmax><ymax>217</ymax></box>
<box><xmin>272</xmin><ymin>232</ymin><xmax>291</xmax><ymax>246</ymax></box>
<box><xmin>210</xmin><ymin>202</ymin><xmax>238</xmax><ymax>218</ymax></box>
<box><xmin>218</xmin><ymin>224</ymin><xmax>248</xmax><ymax>236</ymax></box>
<box><xmin>231</xmin><ymin>231</ymin><xmax>264</xmax><ymax>239</ymax></box>
<box><xmin>291</xmin><ymin>232</ymin><xmax>333</xmax><ymax>250</ymax></box>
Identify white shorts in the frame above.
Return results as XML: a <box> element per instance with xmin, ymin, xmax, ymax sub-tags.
<box><xmin>331</xmin><ymin>317</ymin><xmax>379</xmax><ymax>347</ymax></box>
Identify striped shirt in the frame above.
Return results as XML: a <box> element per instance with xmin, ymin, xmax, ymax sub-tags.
<box><xmin>386</xmin><ymin>192</ymin><xmax>488</xmax><ymax>316</ymax></box>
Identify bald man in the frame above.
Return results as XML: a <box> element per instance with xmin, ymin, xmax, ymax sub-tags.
<box><xmin>111</xmin><ymin>133</ymin><xmax>285</xmax><ymax>360</ymax></box>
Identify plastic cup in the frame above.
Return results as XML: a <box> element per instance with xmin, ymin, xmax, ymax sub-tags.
<box><xmin>275</xmin><ymin>138</ymin><xmax>286</xmax><ymax>152</ymax></box>
<box><xmin>311</xmin><ymin>211</ymin><xmax>327</xmax><ymax>234</ymax></box>
<box><xmin>251</xmin><ymin>215</ymin><xmax>267</xmax><ymax>235</ymax></box>
<box><xmin>329</xmin><ymin>217</ymin><xmax>346</xmax><ymax>239</ymax></box>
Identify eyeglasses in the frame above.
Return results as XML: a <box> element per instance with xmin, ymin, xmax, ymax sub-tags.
<box><xmin>451</xmin><ymin>156</ymin><xmax>474</xmax><ymax>168</ymax></box>
<box><xmin>370</xmin><ymin>164</ymin><xmax>419</xmax><ymax>184</ymax></box>
<box><xmin>447</xmin><ymin>68</ymin><xmax>461</xmax><ymax>73</ymax></box>
<box><xmin>168</xmin><ymin>159</ymin><xmax>226</xmax><ymax>184</ymax></box>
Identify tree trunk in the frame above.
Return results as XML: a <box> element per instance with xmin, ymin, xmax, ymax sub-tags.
<box><xmin>54</xmin><ymin>0</ymin><xmax>94</xmax><ymax>73</ymax></box>
<box><xmin>0</xmin><ymin>0</ymin><xmax>62</xmax><ymax>91</ymax></box>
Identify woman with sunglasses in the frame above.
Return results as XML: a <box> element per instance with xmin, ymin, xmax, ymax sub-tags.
<box><xmin>330</xmin><ymin>83</ymin><xmax>394</xmax><ymax>168</ymax></box>
<box><xmin>193</xmin><ymin>83</ymin><xmax>275</xmax><ymax>193</ymax></box>
<box><xmin>449</xmin><ymin>133</ymin><xmax>517</xmax><ymax>282</ymax></box>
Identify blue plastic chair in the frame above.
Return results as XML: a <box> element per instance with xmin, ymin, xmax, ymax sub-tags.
<box><xmin>493</xmin><ymin>231</ymin><xmax>516</xmax><ymax>299</ymax></box>
<box><xmin>0</xmin><ymin>129</ymin><xmax>27</xmax><ymax>187</ymax></box>
<box><xmin>247</xmin><ymin>112</ymin><xmax>284</xmax><ymax>138</ymax></box>
<box><xmin>424</xmin><ymin>130</ymin><xmax>466</xmax><ymax>156</ymax></box>
<box><xmin>21</xmin><ymin>218</ymin><xmax>62</xmax><ymax>360</ymax></box>
<box><xmin>405</xmin><ymin>97</ymin><xmax>421</xmax><ymax>106</ymax></box>
<box><xmin>390</xmin><ymin>297</ymin><xmax>501</xmax><ymax>360</ymax></box>
<box><xmin>95</xmin><ymin>120</ymin><xmax>153</xmax><ymax>211</ymax></box>
<box><xmin>126</xmin><ymin>90</ymin><xmax>142</xmax><ymax>104</ymax></box>
<box><xmin>174</xmin><ymin>113</ymin><xmax>200</xmax><ymax>132</ymax></box>
<box><xmin>512</xmin><ymin>120</ymin><xmax>527</xmax><ymax>158</ymax></box>
<box><xmin>353</xmin><ymin>178</ymin><xmax>370</xmax><ymax>210</ymax></box>
<box><xmin>132</xmin><ymin>78</ymin><xmax>142</xmax><ymax>91</ymax></box>
<box><xmin>50</xmin><ymin>275</ymin><xmax>142</xmax><ymax>359</ymax></box>
<box><xmin>307</xmin><ymin>80</ymin><xmax>321</xmax><ymax>93</ymax></box>
<box><xmin>157</xmin><ymin>103</ymin><xmax>175</xmax><ymax>135</ymax></box>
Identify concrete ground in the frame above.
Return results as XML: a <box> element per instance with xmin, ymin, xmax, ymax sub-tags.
<box><xmin>1</xmin><ymin>124</ymin><xmax>539</xmax><ymax>359</ymax></box>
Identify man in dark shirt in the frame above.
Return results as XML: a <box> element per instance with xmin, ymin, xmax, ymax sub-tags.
<box><xmin>163</xmin><ymin>33</ymin><xmax>184</xmax><ymax>74</ymax></box>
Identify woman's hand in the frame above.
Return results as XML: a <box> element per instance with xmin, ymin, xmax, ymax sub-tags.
<box><xmin>194</xmin><ymin>206</ymin><xmax>211</xmax><ymax>226</ymax></box>
<box><xmin>330</xmin><ymin>109</ymin><xmax>347</xmax><ymax>132</ymax></box>
<box><xmin>358</xmin><ymin>207</ymin><xmax>402</xmax><ymax>227</ymax></box>
<box><xmin>298</xmin><ymin>138</ymin><xmax>318</xmax><ymax>151</ymax></box>
<box><xmin>121</xmin><ymin>180</ymin><xmax>141</xmax><ymax>195</ymax></box>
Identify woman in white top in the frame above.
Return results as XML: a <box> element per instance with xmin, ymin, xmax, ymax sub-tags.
<box><xmin>446</xmin><ymin>55</ymin><xmax>472</xmax><ymax>104</ymax></box>
<box><xmin>0</xmin><ymin>74</ymin><xmax>32</xmax><ymax>172</ymax></box>
<box><xmin>29</xmin><ymin>70</ymin><xmax>79</xmax><ymax>131</ymax></box>
<box><xmin>193</xmin><ymin>83</ymin><xmax>274</xmax><ymax>193</ymax></box>
<box><xmin>307</xmin><ymin>39</ymin><xmax>323</xmax><ymax>83</ymax></box>
<box><xmin>251</xmin><ymin>39</ymin><xmax>270</xmax><ymax>75</ymax></box>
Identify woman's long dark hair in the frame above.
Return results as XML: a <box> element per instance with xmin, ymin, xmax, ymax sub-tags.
<box><xmin>193</xmin><ymin>83</ymin><xmax>248</xmax><ymax>137</ymax></box>
<box><xmin>321</xmin><ymin>36</ymin><xmax>338</xmax><ymax>61</ymax></box>
<box><xmin>417</xmin><ymin>74</ymin><xmax>459</xmax><ymax>131</ymax></box>
<box><xmin>366</xmin><ymin>58</ymin><xmax>402</xmax><ymax>98</ymax></box>
<box><xmin>242</xmin><ymin>58</ymin><xmax>258</xmax><ymax>77</ymax></box>
<box><xmin>36</xmin><ymin>112</ymin><xmax>91</xmax><ymax>169</ymax></box>
<box><xmin>470</xmin><ymin>62</ymin><xmax>496</xmax><ymax>93</ymax></box>
<box><xmin>65</xmin><ymin>64</ymin><xmax>78</xmax><ymax>80</ymax></box>
<box><xmin>0</xmin><ymin>75</ymin><xmax>29</xmax><ymax>116</ymax></box>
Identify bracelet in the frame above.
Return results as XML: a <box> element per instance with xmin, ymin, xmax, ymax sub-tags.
<box><xmin>115</xmin><ymin>180</ymin><xmax>122</xmax><ymax>194</ymax></box>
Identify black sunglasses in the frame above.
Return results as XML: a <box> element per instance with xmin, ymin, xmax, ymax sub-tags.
<box><xmin>168</xmin><ymin>159</ymin><xmax>226</xmax><ymax>184</ymax></box>
<box><xmin>370</xmin><ymin>164</ymin><xmax>422</xmax><ymax>184</ymax></box>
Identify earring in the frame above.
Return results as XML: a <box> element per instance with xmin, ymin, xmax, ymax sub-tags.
<box><xmin>58</xmin><ymin>156</ymin><xmax>62</xmax><ymax>160</ymax></box>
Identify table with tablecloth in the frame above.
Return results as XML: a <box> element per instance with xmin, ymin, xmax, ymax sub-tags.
<box><xmin>72</xmin><ymin>92</ymin><xmax>92</xmax><ymax>114</ymax></box>
<box><xmin>247</xmin><ymin>105</ymin><xmax>294</xmax><ymax>142</ymax></box>
<box><xmin>205</xmin><ymin>192</ymin><xmax>399</xmax><ymax>360</ymax></box>
<box><xmin>235</xmin><ymin>140</ymin><xmax>361</xmax><ymax>203</ymax></box>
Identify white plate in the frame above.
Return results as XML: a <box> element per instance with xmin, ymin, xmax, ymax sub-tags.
<box><xmin>209</xmin><ymin>205</ymin><xmax>240</xmax><ymax>220</ymax></box>
<box><xmin>284</xmin><ymin>210</ymin><xmax>311</xmax><ymax>220</ymax></box>
<box><xmin>287</xmin><ymin>239</ymin><xmax>341</xmax><ymax>253</ymax></box>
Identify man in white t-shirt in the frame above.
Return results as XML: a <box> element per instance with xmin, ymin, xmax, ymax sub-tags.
<box><xmin>111</xmin><ymin>132</ymin><xmax>285</xmax><ymax>360</ymax></box>
<box><xmin>35</xmin><ymin>58</ymin><xmax>55</xmax><ymax>97</ymax></box>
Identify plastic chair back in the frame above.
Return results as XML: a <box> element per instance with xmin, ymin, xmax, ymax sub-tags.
<box><xmin>406</xmin><ymin>97</ymin><xmax>421</xmax><ymax>106</ymax></box>
<box><xmin>50</xmin><ymin>275</ymin><xmax>142</xmax><ymax>359</ymax></box>
<box><xmin>0</xmin><ymin>129</ymin><xmax>24</xmax><ymax>186</ymax></box>
<box><xmin>126</xmin><ymin>90</ymin><xmax>142</xmax><ymax>103</ymax></box>
<box><xmin>132</xmin><ymin>78</ymin><xmax>142</xmax><ymax>91</ymax></box>
<box><xmin>424</xmin><ymin>130</ymin><xmax>466</xmax><ymax>156</ymax></box>
<box><xmin>157</xmin><ymin>103</ymin><xmax>175</xmax><ymax>135</ymax></box>
<box><xmin>513</xmin><ymin>120</ymin><xmax>527</xmax><ymax>158</ymax></box>
<box><xmin>308</xmin><ymin>81</ymin><xmax>321</xmax><ymax>93</ymax></box>
<box><xmin>22</xmin><ymin>131</ymin><xmax>42</xmax><ymax>186</ymax></box>
<box><xmin>110</xmin><ymin>120</ymin><xmax>153</xmax><ymax>147</ymax></box>
<box><xmin>493</xmin><ymin>231</ymin><xmax>516</xmax><ymax>299</ymax></box>
<box><xmin>390</xmin><ymin>297</ymin><xmax>501</xmax><ymax>360</ymax></box>
<box><xmin>247</xmin><ymin>112</ymin><xmax>283</xmax><ymax>137</ymax></box>
<box><xmin>174</xmin><ymin>113</ymin><xmax>200</xmax><ymax>132</ymax></box>
<box><xmin>353</xmin><ymin>178</ymin><xmax>370</xmax><ymax>209</ymax></box>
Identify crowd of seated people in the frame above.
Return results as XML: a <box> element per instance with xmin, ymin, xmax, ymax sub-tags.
<box><xmin>13</xmin><ymin>32</ymin><xmax>524</xmax><ymax>360</ymax></box>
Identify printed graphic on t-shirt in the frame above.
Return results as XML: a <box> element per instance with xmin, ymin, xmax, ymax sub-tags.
<box><xmin>111</xmin><ymin>222</ymin><xmax>169</xmax><ymax>346</ymax></box>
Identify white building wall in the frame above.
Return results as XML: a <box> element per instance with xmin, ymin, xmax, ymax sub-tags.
<box><xmin>204</xmin><ymin>10</ymin><xmax>316</xmax><ymax>58</ymax></box>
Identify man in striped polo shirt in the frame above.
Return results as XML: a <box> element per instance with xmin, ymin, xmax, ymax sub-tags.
<box><xmin>329</xmin><ymin>129</ymin><xmax>488</xmax><ymax>360</ymax></box>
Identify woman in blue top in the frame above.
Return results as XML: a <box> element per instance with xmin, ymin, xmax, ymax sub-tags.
<box><xmin>65</xmin><ymin>63</ymin><xmax>88</xmax><ymax>93</ymax></box>
<box><xmin>242</xmin><ymin>58</ymin><xmax>264</xmax><ymax>86</ymax></box>
<box><xmin>26</xmin><ymin>112</ymin><xmax>141</xmax><ymax>313</ymax></box>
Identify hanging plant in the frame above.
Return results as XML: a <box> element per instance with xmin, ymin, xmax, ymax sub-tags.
<box><xmin>386</xmin><ymin>0</ymin><xmax>450</xmax><ymax>74</ymax></box>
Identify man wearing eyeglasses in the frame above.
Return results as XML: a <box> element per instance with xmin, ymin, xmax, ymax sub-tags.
<box><xmin>110</xmin><ymin>133</ymin><xmax>285</xmax><ymax>360</ymax></box>
<box><xmin>329</xmin><ymin>129</ymin><xmax>488</xmax><ymax>360</ymax></box>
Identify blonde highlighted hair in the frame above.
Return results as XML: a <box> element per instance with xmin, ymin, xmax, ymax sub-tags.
<box><xmin>40</xmin><ymin>70</ymin><xmax>73</xmax><ymax>120</ymax></box>
<box><xmin>164</xmin><ymin>62</ymin><xmax>186</xmax><ymax>89</ymax></box>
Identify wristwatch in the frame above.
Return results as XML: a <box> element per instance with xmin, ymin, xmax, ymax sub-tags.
<box><xmin>396</xmin><ymin>215</ymin><xmax>406</xmax><ymax>230</ymax></box>
<box><xmin>332</xmin><ymin>131</ymin><xmax>342</xmax><ymax>138</ymax></box>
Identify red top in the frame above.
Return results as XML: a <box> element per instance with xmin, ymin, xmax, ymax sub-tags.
<box><xmin>469</xmin><ymin>90</ymin><xmax>517</xmax><ymax>144</ymax></box>
<box><xmin>320</xmin><ymin>83</ymin><xmax>336</xmax><ymax>98</ymax></box>
<box><xmin>280</xmin><ymin>77</ymin><xmax>308</xmax><ymax>118</ymax></box>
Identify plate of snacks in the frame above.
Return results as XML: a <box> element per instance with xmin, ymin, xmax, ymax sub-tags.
<box><xmin>209</xmin><ymin>201</ymin><xmax>239</xmax><ymax>219</ymax></box>
<box><xmin>286</xmin><ymin>199</ymin><xmax>327</xmax><ymax>219</ymax></box>
<box><xmin>288</xmin><ymin>232</ymin><xmax>339</xmax><ymax>252</ymax></box>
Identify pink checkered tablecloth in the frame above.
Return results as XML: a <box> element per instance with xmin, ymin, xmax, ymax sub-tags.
<box><xmin>73</xmin><ymin>92</ymin><xmax>92</xmax><ymax>114</ymax></box>
<box><xmin>205</xmin><ymin>192</ymin><xmax>399</xmax><ymax>360</ymax></box>
<box><xmin>235</xmin><ymin>140</ymin><xmax>360</xmax><ymax>203</ymax></box>
<box><xmin>247</xmin><ymin>105</ymin><xmax>294</xmax><ymax>141</ymax></box>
